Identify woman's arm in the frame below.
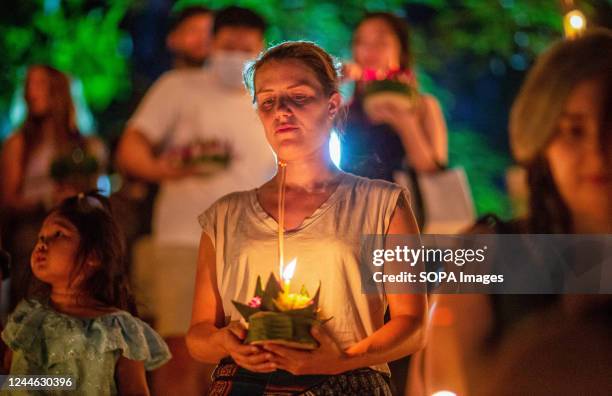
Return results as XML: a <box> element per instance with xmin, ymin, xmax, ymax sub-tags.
<box><xmin>395</xmin><ymin>95</ymin><xmax>447</xmax><ymax>171</ymax></box>
<box><xmin>186</xmin><ymin>232</ymin><xmax>275</xmax><ymax>371</ymax></box>
<box><xmin>369</xmin><ymin>94</ymin><xmax>448</xmax><ymax>172</ymax></box>
<box><xmin>340</xmin><ymin>192</ymin><xmax>427</xmax><ymax>369</ymax></box>
<box><xmin>264</xmin><ymin>193</ymin><xmax>428</xmax><ymax>375</ymax></box>
<box><xmin>185</xmin><ymin>232</ymin><xmax>229</xmax><ymax>363</ymax></box>
<box><xmin>116</xmin><ymin>127</ymin><xmax>191</xmax><ymax>183</ymax></box>
<box><xmin>115</xmin><ymin>357</ymin><xmax>149</xmax><ymax>396</ymax></box>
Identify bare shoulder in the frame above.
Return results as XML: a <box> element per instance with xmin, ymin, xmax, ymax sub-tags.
<box><xmin>388</xmin><ymin>189</ymin><xmax>418</xmax><ymax>234</ymax></box>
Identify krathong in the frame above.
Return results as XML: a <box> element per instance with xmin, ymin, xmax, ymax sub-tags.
<box><xmin>361</xmin><ymin>67</ymin><xmax>420</xmax><ymax>122</ymax></box>
<box><xmin>231</xmin><ymin>269</ymin><xmax>327</xmax><ymax>350</ymax></box>
<box><xmin>168</xmin><ymin>139</ymin><xmax>232</xmax><ymax>176</ymax></box>
<box><xmin>231</xmin><ymin>161</ymin><xmax>329</xmax><ymax>349</ymax></box>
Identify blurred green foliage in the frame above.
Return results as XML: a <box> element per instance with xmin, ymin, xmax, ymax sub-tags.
<box><xmin>0</xmin><ymin>0</ymin><xmax>131</xmax><ymax>115</ymax></box>
<box><xmin>448</xmin><ymin>128</ymin><xmax>513</xmax><ymax>218</ymax></box>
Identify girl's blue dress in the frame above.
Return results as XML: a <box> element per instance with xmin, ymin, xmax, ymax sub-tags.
<box><xmin>2</xmin><ymin>299</ymin><xmax>171</xmax><ymax>395</ymax></box>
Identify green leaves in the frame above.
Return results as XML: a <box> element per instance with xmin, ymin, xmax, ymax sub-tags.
<box><xmin>231</xmin><ymin>274</ymin><xmax>324</xmax><ymax>317</ymax></box>
<box><xmin>232</xmin><ymin>273</ymin><xmax>326</xmax><ymax>348</ymax></box>
<box><xmin>261</xmin><ymin>273</ymin><xmax>282</xmax><ymax>311</ymax></box>
<box><xmin>0</xmin><ymin>0</ymin><xmax>131</xmax><ymax>118</ymax></box>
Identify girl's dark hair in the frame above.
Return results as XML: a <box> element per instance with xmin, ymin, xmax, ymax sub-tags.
<box><xmin>243</xmin><ymin>41</ymin><xmax>346</xmax><ymax>131</ymax></box>
<box><xmin>21</xmin><ymin>65</ymin><xmax>83</xmax><ymax>171</ymax></box>
<box><xmin>355</xmin><ymin>12</ymin><xmax>412</xmax><ymax>69</ymax></box>
<box><xmin>27</xmin><ymin>191</ymin><xmax>137</xmax><ymax>314</ymax></box>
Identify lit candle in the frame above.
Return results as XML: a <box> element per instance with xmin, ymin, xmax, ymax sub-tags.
<box><xmin>282</xmin><ymin>258</ymin><xmax>297</xmax><ymax>293</ymax></box>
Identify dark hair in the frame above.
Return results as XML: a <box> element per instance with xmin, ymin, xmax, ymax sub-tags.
<box><xmin>27</xmin><ymin>191</ymin><xmax>137</xmax><ymax>314</ymax></box>
<box><xmin>213</xmin><ymin>6</ymin><xmax>267</xmax><ymax>36</ymax></box>
<box><xmin>168</xmin><ymin>5</ymin><xmax>212</xmax><ymax>32</ymax></box>
<box><xmin>22</xmin><ymin>65</ymin><xmax>82</xmax><ymax>172</ymax></box>
<box><xmin>354</xmin><ymin>12</ymin><xmax>412</xmax><ymax>69</ymax></box>
<box><xmin>243</xmin><ymin>41</ymin><xmax>346</xmax><ymax>131</ymax></box>
<box><xmin>525</xmin><ymin>158</ymin><xmax>572</xmax><ymax>233</ymax></box>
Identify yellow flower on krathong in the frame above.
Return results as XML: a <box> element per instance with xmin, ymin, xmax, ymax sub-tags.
<box><xmin>274</xmin><ymin>292</ymin><xmax>313</xmax><ymax>311</ymax></box>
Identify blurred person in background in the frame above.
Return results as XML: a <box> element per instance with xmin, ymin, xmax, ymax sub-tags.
<box><xmin>0</xmin><ymin>65</ymin><xmax>106</xmax><ymax>312</ymax></box>
<box><xmin>409</xmin><ymin>29</ymin><xmax>612</xmax><ymax>396</ymax></box>
<box><xmin>341</xmin><ymin>12</ymin><xmax>447</xmax><ymax>180</ymax></box>
<box><xmin>166</xmin><ymin>6</ymin><xmax>214</xmax><ymax>69</ymax></box>
<box><xmin>116</xmin><ymin>6</ymin><xmax>275</xmax><ymax>395</ymax></box>
<box><xmin>107</xmin><ymin>5</ymin><xmax>214</xmax><ymax>319</ymax></box>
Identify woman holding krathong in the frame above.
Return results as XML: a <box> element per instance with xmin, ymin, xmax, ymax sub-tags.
<box><xmin>187</xmin><ymin>41</ymin><xmax>426</xmax><ymax>395</ymax></box>
<box><xmin>341</xmin><ymin>12</ymin><xmax>448</xmax><ymax>180</ymax></box>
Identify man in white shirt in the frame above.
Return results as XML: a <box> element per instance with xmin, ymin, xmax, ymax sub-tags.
<box><xmin>116</xmin><ymin>6</ymin><xmax>274</xmax><ymax>395</ymax></box>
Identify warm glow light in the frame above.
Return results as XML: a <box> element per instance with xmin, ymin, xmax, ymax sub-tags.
<box><xmin>432</xmin><ymin>391</ymin><xmax>456</xmax><ymax>396</ymax></box>
<box><xmin>569</xmin><ymin>13</ymin><xmax>584</xmax><ymax>29</ymax></box>
<box><xmin>564</xmin><ymin>9</ymin><xmax>586</xmax><ymax>38</ymax></box>
<box><xmin>282</xmin><ymin>258</ymin><xmax>297</xmax><ymax>283</ymax></box>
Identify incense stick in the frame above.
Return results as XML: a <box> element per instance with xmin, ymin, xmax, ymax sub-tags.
<box><xmin>278</xmin><ymin>160</ymin><xmax>287</xmax><ymax>281</ymax></box>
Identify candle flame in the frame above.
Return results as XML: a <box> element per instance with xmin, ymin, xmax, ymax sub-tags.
<box><xmin>282</xmin><ymin>258</ymin><xmax>297</xmax><ymax>283</ymax></box>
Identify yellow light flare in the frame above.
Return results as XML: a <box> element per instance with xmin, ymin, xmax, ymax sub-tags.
<box><xmin>564</xmin><ymin>9</ymin><xmax>587</xmax><ymax>38</ymax></box>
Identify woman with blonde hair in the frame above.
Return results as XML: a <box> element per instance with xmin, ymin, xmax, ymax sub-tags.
<box><xmin>187</xmin><ymin>41</ymin><xmax>427</xmax><ymax>395</ymax></box>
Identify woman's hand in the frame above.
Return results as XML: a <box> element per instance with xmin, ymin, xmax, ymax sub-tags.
<box><xmin>366</xmin><ymin>100</ymin><xmax>421</xmax><ymax>133</ymax></box>
<box><xmin>367</xmin><ymin>95</ymin><xmax>448</xmax><ymax>171</ymax></box>
<box><xmin>263</xmin><ymin>324</ymin><xmax>350</xmax><ymax>375</ymax></box>
<box><xmin>221</xmin><ymin>321</ymin><xmax>276</xmax><ymax>373</ymax></box>
<box><xmin>155</xmin><ymin>154</ymin><xmax>196</xmax><ymax>180</ymax></box>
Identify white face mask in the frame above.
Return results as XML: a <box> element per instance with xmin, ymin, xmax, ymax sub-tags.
<box><xmin>209</xmin><ymin>50</ymin><xmax>254</xmax><ymax>90</ymax></box>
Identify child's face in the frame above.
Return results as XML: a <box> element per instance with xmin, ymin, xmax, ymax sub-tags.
<box><xmin>31</xmin><ymin>212</ymin><xmax>81</xmax><ymax>289</ymax></box>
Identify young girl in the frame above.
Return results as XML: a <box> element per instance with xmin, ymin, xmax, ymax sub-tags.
<box><xmin>1</xmin><ymin>192</ymin><xmax>171</xmax><ymax>395</ymax></box>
